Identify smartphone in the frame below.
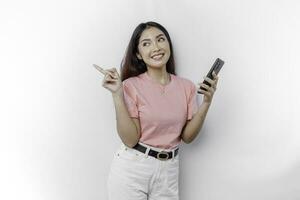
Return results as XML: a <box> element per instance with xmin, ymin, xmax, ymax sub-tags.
<box><xmin>197</xmin><ymin>58</ymin><xmax>224</xmax><ymax>94</ymax></box>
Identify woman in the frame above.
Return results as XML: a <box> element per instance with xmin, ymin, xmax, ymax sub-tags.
<box><xmin>97</xmin><ymin>21</ymin><xmax>219</xmax><ymax>200</ymax></box>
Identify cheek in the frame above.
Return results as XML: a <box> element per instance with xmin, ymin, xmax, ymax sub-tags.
<box><xmin>137</xmin><ymin>46</ymin><xmax>145</xmax><ymax>57</ymax></box>
<box><xmin>162</xmin><ymin>43</ymin><xmax>171</xmax><ymax>53</ymax></box>
<box><xmin>140</xmin><ymin>49</ymin><xmax>151</xmax><ymax>58</ymax></box>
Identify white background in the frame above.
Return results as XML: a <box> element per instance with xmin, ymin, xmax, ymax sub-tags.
<box><xmin>1</xmin><ymin>0</ymin><xmax>300</xmax><ymax>199</ymax></box>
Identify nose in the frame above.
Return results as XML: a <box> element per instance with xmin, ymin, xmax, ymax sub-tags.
<box><xmin>152</xmin><ymin>41</ymin><xmax>160</xmax><ymax>52</ymax></box>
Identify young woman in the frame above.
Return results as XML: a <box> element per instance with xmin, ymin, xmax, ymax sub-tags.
<box><xmin>97</xmin><ymin>21</ymin><xmax>219</xmax><ymax>200</ymax></box>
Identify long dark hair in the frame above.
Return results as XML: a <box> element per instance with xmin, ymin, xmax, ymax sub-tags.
<box><xmin>120</xmin><ymin>21</ymin><xmax>176</xmax><ymax>81</ymax></box>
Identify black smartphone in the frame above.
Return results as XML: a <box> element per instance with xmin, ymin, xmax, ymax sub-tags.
<box><xmin>197</xmin><ymin>58</ymin><xmax>224</xmax><ymax>94</ymax></box>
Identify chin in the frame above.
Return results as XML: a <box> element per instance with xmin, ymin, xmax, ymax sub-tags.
<box><xmin>146</xmin><ymin>59</ymin><xmax>169</xmax><ymax>68</ymax></box>
<box><xmin>147</xmin><ymin>63</ymin><xmax>167</xmax><ymax>69</ymax></box>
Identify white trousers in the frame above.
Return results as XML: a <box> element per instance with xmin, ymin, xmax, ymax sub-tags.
<box><xmin>107</xmin><ymin>142</ymin><xmax>180</xmax><ymax>200</ymax></box>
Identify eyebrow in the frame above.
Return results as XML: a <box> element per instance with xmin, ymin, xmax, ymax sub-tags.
<box><xmin>140</xmin><ymin>34</ymin><xmax>165</xmax><ymax>43</ymax></box>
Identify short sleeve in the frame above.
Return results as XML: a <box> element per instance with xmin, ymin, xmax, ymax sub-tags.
<box><xmin>187</xmin><ymin>82</ymin><xmax>199</xmax><ymax>120</ymax></box>
<box><xmin>122</xmin><ymin>80</ymin><xmax>139</xmax><ymax>118</ymax></box>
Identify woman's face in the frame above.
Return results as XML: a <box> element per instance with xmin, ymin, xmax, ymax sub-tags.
<box><xmin>136</xmin><ymin>26</ymin><xmax>171</xmax><ymax>69</ymax></box>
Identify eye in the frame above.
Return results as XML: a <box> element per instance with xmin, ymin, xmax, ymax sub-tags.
<box><xmin>158</xmin><ymin>37</ymin><xmax>165</xmax><ymax>42</ymax></box>
<box><xmin>142</xmin><ymin>42</ymin><xmax>150</xmax><ymax>47</ymax></box>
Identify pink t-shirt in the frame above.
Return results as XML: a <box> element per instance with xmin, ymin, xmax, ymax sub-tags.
<box><xmin>122</xmin><ymin>71</ymin><xmax>199</xmax><ymax>149</ymax></box>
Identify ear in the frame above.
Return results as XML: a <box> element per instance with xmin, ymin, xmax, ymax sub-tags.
<box><xmin>136</xmin><ymin>52</ymin><xmax>142</xmax><ymax>60</ymax></box>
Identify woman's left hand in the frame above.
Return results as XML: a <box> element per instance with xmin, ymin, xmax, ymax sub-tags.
<box><xmin>197</xmin><ymin>71</ymin><xmax>219</xmax><ymax>104</ymax></box>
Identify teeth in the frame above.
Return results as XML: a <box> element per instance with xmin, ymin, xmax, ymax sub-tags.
<box><xmin>152</xmin><ymin>54</ymin><xmax>164</xmax><ymax>60</ymax></box>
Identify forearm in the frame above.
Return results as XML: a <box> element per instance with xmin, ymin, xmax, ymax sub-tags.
<box><xmin>181</xmin><ymin>102</ymin><xmax>211</xmax><ymax>144</ymax></box>
<box><xmin>112</xmin><ymin>89</ymin><xmax>139</xmax><ymax>147</ymax></box>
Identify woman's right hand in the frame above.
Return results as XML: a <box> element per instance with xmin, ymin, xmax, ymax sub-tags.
<box><xmin>93</xmin><ymin>64</ymin><xmax>122</xmax><ymax>94</ymax></box>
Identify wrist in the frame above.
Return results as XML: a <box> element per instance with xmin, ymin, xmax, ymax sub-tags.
<box><xmin>202</xmin><ymin>101</ymin><xmax>211</xmax><ymax>107</ymax></box>
<box><xmin>112</xmin><ymin>88</ymin><xmax>123</xmax><ymax>98</ymax></box>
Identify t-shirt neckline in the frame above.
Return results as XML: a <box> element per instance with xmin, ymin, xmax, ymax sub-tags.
<box><xmin>142</xmin><ymin>71</ymin><xmax>173</xmax><ymax>87</ymax></box>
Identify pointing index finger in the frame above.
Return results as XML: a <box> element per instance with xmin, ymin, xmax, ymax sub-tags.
<box><xmin>93</xmin><ymin>64</ymin><xmax>107</xmax><ymax>75</ymax></box>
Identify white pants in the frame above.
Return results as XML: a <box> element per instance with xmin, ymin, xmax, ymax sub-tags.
<box><xmin>107</xmin><ymin>142</ymin><xmax>180</xmax><ymax>200</ymax></box>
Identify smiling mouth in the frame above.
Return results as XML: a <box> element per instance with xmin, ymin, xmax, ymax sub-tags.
<box><xmin>151</xmin><ymin>53</ymin><xmax>165</xmax><ymax>60</ymax></box>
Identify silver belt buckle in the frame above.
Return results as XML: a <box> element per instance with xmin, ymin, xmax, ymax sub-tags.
<box><xmin>157</xmin><ymin>151</ymin><xmax>169</xmax><ymax>161</ymax></box>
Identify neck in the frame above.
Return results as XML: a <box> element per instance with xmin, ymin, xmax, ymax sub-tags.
<box><xmin>146</xmin><ymin>68</ymin><xmax>170</xmax><ymax>85</ymax></box>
